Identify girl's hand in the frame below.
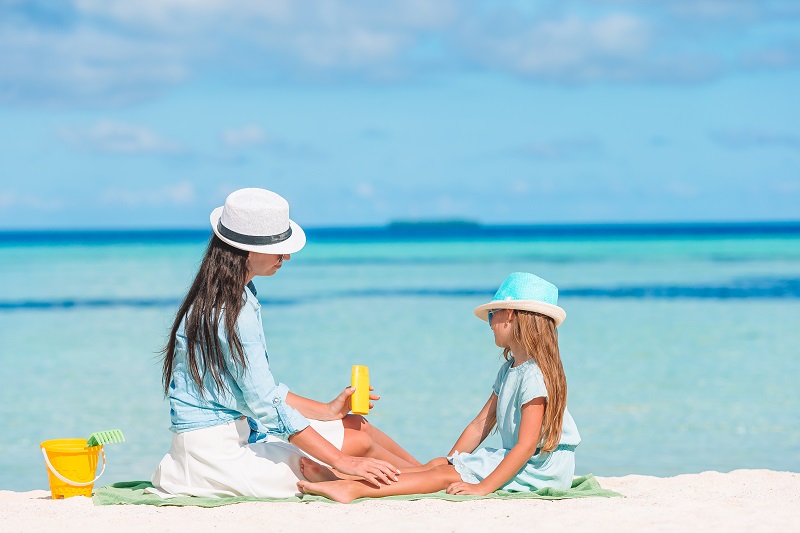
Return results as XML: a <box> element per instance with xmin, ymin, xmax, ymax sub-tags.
<box><xmin>326</xmin><ymin>386</ymin><xmax>380</xmax><ymax>420</ymax></box>
<box><xmin>333</xmin><ymin>456</ymin><xmax>401</xmax><ymax>487</ymax></box>
<box><xmin>446</xmin><ymin>481</ymin><xmax>492</xmax><ymax>496</ymax></box>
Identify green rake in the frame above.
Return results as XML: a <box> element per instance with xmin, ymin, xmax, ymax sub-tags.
<box><xmin>87</xmin><ymin>429</ymin><xmax>125</xmax><ymax>447</ymax></box>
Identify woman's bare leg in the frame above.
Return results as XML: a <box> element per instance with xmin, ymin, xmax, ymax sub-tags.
<box><xmin>299</xmin><ymin>457</ymin><xmax>341</xmax><ymax>482</ymax></box>
<box><xmin>342</xmin><ymin>415</ymin><xmax>421</xmax><ymax>467</ymax></box>
<box><xmin>341</xmin><ymin>428</ymin><xmax>419</xmax><ymax>468</ymax></box>
<box><xmin>298</xmin><ymin>464</ymin><xmax>462</xmax><ymax>503</ymax></box>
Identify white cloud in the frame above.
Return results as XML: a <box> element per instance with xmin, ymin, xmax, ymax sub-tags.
<box><xmin>770</xmin><ymin>180</ymin><xmax>800</xmax><ymax>194</ymax></box>
<box><xmin>511</xmin><ymin>180</ymin><xmax>529</xmax><ymax>194</ymax></box>
<box><xmin>513</xmin><ymin>138</ymin><xmax>603</xmax><ymax>159</ymax></box>
<box><xmin>221</xmin><ymin>125</ymin><xmax>267</xmax><ymax>147</ymax></box>
<box><xmin>99</xmin><ymin>181</ymin><xmax>196</xmax><ymax>207</ymax></box>
<box><xmin>0</xmin><ymin>23</ymin><xmax>187</xmax><ymax>106</ymax></box>
<box><xmin>355</xmin><ymin>182</ymin><xmax>375</xmax><ymax>198</ymax></box>
<box><xmin>1</xmin><ymin>0</ymin><xmax>799</xmax><ymax>106</ymax></box>
<box><xmin>666</xmin><ymin>0</ymin><xmax>760</xmax><ymax>21</ymax></box>
<box><xmin>456</xmin><ymin>13</ymin><xmax>653</xmax><ymax>82</ymax></box>
<box><xmin>72</xmin><ymin>0</ymin><xmax>455</xmax><ymax>72</ymax></box>
<box><xmin>219</xmin><ymin>126</ymin><xmax>323</xmax><ymax>159</ymax></box>
<box><xmin>664</xmin><ymin>0</ymin><xmax>800</xmax><ymax>22</ymax></box>
<box><xmin>741</xmin><ymin>44</ymin><xmax>800</xmax><ymax>70</ymax></box>
<box><xmin>511</xmin><ymin>178</ymin><xmax>558</xmax><ymax>195</ymax></box>
<box><xmin>0</xmin><ymin>191</ymin><xmax>63</xmax><ymax>211</ymax></box>
<box><xmin>59</xmin><ymin>121</ymin><xmax>184</xmax><ymax>154</ymax></box>
<box><xmin>664</xmin><ymin>181</ymin><xmax>700</xmax><ymax>198</ymax></box>
<box><xmin>710</xmin><ymin>129</ymin><xmax>800</xmax><ymax>150</ymax></box>
<box><xmin>7</xmin><ymin>0</ymin><xmax>455</xmax><ymax>106</ymax></box>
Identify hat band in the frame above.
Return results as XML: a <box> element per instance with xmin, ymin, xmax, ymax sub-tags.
<box><xmin>217</xmin><ymin>221</ymin><xmax>292</xmax><ymax>246</ymax></box>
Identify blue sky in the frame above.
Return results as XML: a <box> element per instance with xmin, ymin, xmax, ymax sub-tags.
<box><xmin>1</xmin><ymin>0</ymin><xmax>799</xmax><ymax>228</ymax></box>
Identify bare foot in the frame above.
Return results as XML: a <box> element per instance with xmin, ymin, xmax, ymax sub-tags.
<box><xmin>299</xmin><ymin>457</ymin><xmax>340</xmax><ymax>482</ymax></box>
<box><xmin>297</xmin><ymin>479</ymin><xmax>359</xmax><ymax>504</ymax></box>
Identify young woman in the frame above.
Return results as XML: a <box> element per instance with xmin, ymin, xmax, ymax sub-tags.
<box><xmin>150</xmin><ymin>188</ymin><xmax>419</xmax><ymax>498</ymax></box>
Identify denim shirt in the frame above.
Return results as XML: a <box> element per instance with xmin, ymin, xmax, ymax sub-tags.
<box><xmin>167</xmin><ymin>282</ymin><xmax>310</xmax><ymax>442</ymax></box>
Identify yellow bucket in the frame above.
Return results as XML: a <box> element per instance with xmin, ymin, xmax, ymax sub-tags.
<box><xmin>40</xmin><ymin>439</ymin><xmax>106</xmax><ymax>499</ymax></box>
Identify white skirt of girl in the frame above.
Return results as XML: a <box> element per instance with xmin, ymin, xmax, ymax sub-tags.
<box><xmin>148</xmin><ymin>418</ymin><xmax>344</xmax><ymax>498</ymax></box>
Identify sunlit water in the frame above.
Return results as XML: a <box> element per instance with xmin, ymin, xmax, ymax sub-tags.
<box><xmin>1</xmin><ymin>229</ymin><xmax>799</xmax><ymax>491</ymax></box>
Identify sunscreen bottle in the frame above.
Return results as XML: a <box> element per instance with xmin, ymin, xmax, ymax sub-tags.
<box><xmin>351</xmin><ymin>365</ymin><xmax>370</xmax><ymax>415</ymax></box>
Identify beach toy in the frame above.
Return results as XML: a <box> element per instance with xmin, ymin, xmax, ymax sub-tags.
<box><xmin>39</xmin><ymin>430</ymin><xmax>124</xmax><ymax>498</ymax></box>
<box><xmin>351</xmin><ymin>365</ymin><xmax>370</xmax><ymax>415</ymax></box>
<box><xmin>87</xmin><ymin>429</ymin><xmax>125</xmax><ymax>446</ymax></box>
<box><xmin>40</xmin><ymin>439</ymin><xmax>106</xmax><ymax>499</ymax></box>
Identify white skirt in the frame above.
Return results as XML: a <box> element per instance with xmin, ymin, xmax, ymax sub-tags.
<box><xmin>149</xmin><ymin>418</ymin><xmax>344</xmax><ymax>498</ymax></box>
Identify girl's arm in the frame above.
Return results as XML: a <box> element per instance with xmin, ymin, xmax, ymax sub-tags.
<box><xmin>447</xmin><ymin>397</ymin><xmax>546</xmax><ymax>496</ymax></box>
<box><xmin>447</xmin><ymin>394</ymin><xmax>498</xmax><ymax>456</ymax></box>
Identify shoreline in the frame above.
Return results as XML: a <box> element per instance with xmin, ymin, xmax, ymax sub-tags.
<box><xmin>2</xmin><ymin>469</ymin><xmax>797</xmax><ymax>532</ymax></box>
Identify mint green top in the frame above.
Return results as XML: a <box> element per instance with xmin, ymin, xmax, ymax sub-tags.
<box><xmin>492</xmin><ymin>358</ymin><xmax>580</xmax><ymax>450</ymax></box>
<box><xmin>450</xmin><ymin>358</ymin><xmax>580</xmax><ymax>491</ymax></box>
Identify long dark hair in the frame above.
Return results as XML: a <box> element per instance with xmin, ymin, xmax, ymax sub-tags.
<box><xmin>161</xmin><ymin>235</ymin><xmax>250</xmax><ymax>396</ymax></box>
<box><xmin>503</xmin><ymin>311</ymin><xmax>567</xmax><ymax>453</ymax></box>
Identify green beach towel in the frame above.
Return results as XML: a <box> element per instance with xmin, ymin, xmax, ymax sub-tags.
<box><xmin>92</xmin><ymin>474</ymin><xmax>621</xmax><ymax>507</ymax></box>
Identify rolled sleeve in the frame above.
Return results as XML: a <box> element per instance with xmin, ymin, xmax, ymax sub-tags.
<box><xmin>270</xmin><ymin>382</ymin><xmax>311</xmax><ymax>435</ymax></box>
<box><xmin>231</xmin><ymin>340</ymin><xmax>310</xmax><ymax>438</ymax></box>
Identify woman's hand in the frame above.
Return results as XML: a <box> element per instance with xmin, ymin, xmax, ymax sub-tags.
<box><xmin>326</xmin><ymin>386</ymin><xmax>380</xmax><ymax>420</ymax></box>
<box><xmin>333</xmin><ymin>455</ymin><xmax>401</xmax><ymax>487</ymax></box>
<box><xmin>446</xmin><ymin>481</ymin><xmax>492</xmax><ymax>496</ymax></box>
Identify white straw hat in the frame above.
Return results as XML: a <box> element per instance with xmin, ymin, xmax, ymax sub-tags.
<box><xmin>209</xmin><ymin>188</ymin><xmax>306</xmax><ymax>254</ymax></box>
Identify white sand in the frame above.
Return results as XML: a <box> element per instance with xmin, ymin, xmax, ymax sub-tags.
<box><xmin>1</xmin><ymin>470</ymin><xmax>798</xmax><ymax>532</ymax></box>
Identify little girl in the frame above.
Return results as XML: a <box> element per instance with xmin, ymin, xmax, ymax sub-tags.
<box><xmin>297</xmin><ymin>272</ymin><xmax>581</xmax><ymax>503</ymax></box>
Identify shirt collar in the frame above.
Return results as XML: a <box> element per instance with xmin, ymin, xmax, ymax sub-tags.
<box><xmin>246</xmin><ymin>280</ymin><xmax>258</xmax><ymax>297</ymax></box>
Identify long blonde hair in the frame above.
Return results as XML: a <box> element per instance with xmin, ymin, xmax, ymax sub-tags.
<box><xmin>503</xmin><ymin>310</ymin><xmax>567</xmax><ymax>453</ymax></box>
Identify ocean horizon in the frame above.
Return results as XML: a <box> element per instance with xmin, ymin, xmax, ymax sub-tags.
<box><xmin>3</xmin><ymin>219</ymin><xmax>800</xmax><ymax>245</ymax></box>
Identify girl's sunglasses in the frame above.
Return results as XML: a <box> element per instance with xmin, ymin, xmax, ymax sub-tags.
<box><xmin>488</xmin><ymin>308</ymin><xmax>514</xmax><ymax>325</ymax></box>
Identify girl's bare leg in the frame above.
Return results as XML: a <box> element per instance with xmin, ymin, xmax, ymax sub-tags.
<box><xmin>297</xmin><ymin>464</ymin><xmax>462</xmax><ymax>503</ymax></box>
<box><xmin>300</xmin><ymin>456</ymin><xmax>448</xmax><ymax>483</ymax></box>
<box><xmin>397</xmin><ymin>457</ymin><xmax>449</xmax><ymax>473</ymax></box>
<box><xmin>343</xmin><ymin>415</ymin><xmax>422</xmax><ymax>467</ymax></box>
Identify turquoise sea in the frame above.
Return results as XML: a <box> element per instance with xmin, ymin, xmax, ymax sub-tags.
<box><xmin>1</xmin><ymin>224</ymin><xmax>799</xmax><ymax>491</ymax></box>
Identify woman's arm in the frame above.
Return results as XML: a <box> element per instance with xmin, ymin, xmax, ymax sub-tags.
<box><xmin>286</xmin><ymin>386</ymin><xmax>380</xmax><ymax>421</ymax></box>
<box><xmin>447</xmin><ymin>397</ymin><xmax>545</xmax><ymax>495</ymax></box>
<box><xmin>285</xmin><ymin>391</ymin><xmax>342</xmax><ymax>421</ymax></box>
<box><xmin>447</xmin><ymin>394</ymin><xmax>498</xmax><ymax>456</ymax></box>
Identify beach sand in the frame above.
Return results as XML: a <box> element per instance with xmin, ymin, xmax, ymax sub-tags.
<box><xmin>1</xmin><ymin>469</ymin><xmax>797</xmax><ymax>532</ymax></box>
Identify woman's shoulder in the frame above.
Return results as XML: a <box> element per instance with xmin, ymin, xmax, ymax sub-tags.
<box><xmin>217</xmin><ymin>289</ymin><xmax>261</xmax><ymax>338</ymax></box>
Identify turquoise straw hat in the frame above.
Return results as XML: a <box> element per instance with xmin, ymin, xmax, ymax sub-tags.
<box><xmin>474</xmin><ymin>272</ymin><xmax>566</xmax><ymax>326</ymax></box>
